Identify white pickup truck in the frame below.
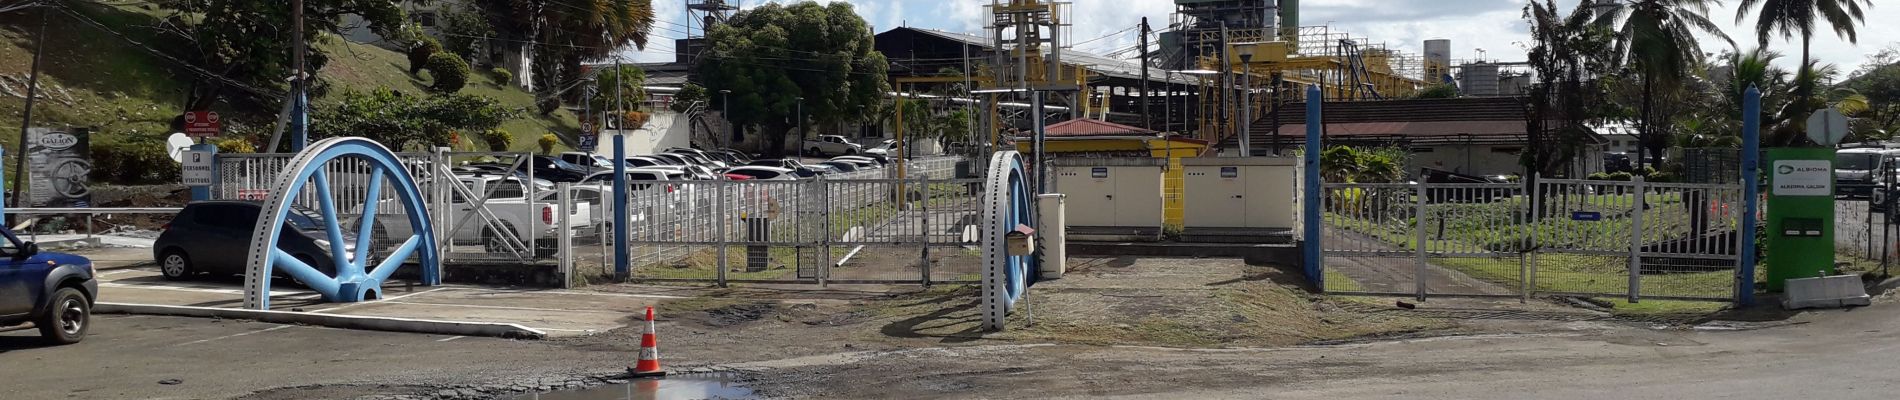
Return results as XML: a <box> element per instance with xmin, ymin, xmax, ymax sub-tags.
<box><xmin>369</xmin><ymin>175</ymin><xmax>592</xmax><ymax>255</ymax></box>
<box><xmin>803</xmin><ymin>135</ymin><xmax>863</xmax><ymax>156</ymax></box>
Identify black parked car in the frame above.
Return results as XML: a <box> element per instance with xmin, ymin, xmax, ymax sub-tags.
<box><xmin>154</xmin><ymin>201</ymin><xmax>358</xmax><ymax>282</ymax></box>
<box><xmin>517</xmin><ymin>155</ymin><xmax>592</xmax><ymax>182</ymax></box>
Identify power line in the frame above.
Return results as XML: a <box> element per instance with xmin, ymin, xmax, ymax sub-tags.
<box><xmin>53</xmin><ymin>3</ymin><xmax>284</xmax><ymax>97</ymax></box>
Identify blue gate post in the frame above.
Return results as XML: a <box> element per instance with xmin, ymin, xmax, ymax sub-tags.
<box><xmin>1738</xmin><ymin>86</ymin><xmax>1761</xmax><ymax>306</ymax></box>
<box><xmin>613</xmin><ymin>134</ymin><xmax>630</xmax><ymax>281</ymax></box>
<box><xmin>188</xmin><ymin>143</ymin><xmax>218</xmax><ymax>201</ymax></box>
<box><xmin>1303</xmin><ymin>85</ymin><xmax>1324</xmax><ymax>288</ymax></box>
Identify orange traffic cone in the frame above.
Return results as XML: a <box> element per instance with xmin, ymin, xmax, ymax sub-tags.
<box><xmin>630</xmin><ymin>306</ymin><xmax>666</xmax><ymax>377</ymax></box>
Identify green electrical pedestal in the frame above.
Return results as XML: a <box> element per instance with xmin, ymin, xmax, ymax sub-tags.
<box><xmin>1764</xmin><ymin>147</ymin><xmax>1836</xmax><ymax>292</ymax></box>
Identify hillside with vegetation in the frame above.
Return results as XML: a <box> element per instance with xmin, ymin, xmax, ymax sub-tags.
<box><xmin>0</xmin><ymin>2</ymin><xmax>582</xmax><ymax>185</ymax></box>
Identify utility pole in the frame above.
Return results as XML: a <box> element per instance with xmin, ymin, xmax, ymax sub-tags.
<box><xmin>10</xmin><ymin>5</ymin><xmax>48</xmax><ymax>208</ymax></box>
<box><xmin>614</xmin><ymin>57</ymin><xmax>625</xmax><ymax>129</ymax></box>
<box><xmin>1139</xmin><ymin>18</ymin><xmax>1152</xmax><ymax>131</ymax></box>
<box><xmin>289</xmin><ymin>0</ymin><xmax>309</xmax><ymax>151</ymax></box>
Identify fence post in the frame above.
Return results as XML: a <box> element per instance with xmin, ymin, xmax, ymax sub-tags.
<box><xmin>820</xmin><ymin>178</ymin><xmax>833</xmax><ymax>285</ymax></box>
<box><xmin>557</xmin><ymin>183</ymin><xmax>573</xmax><ymax>288</ymax></box>
<box><xmin>717</xmin><ymin>179</ymin><xmax>729</xmax><ymax>288</ymax></box>
<box><xmin>1524</xmin><ymin>174</ymin><xmax>1539</xmax><ymax>304</ymax></box>
<box><xmin>433</xmin><ymin>147</ymin><xmax>451</xmax><ymax>257</ymax></box>
<box><xmin>1737</xmin><ymin>86</ymin><xmax>1761</xmax><ymax>306</ymax></box>
<box><xmin>1415</xmin><ymin>181</ymin><xmax>1428</xmax><ymax>302</ymax></box>
<box><xmin>1628</xmin><ymin>175</ymin><xmax>1645</xmax><ymax>303</ymax></box>
<box><xmin>1302</xmin><ymin>84</ymin><xmax>1324</xmax><ymax>289</ymax></box>
<box><xmin>921</xmin><ymin>173</ymin><xmax>932</xmax><ymax>287</ymax></box>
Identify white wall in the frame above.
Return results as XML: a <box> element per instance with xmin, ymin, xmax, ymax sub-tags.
<box><xmin>592</xmin><ymin>111</ymin><xmax>690</xmax><ymax>157</ymax></box>
<box><xmin>1409</xmin><ymin>144</ymin><xmax>1524</xmax><ymax>177</ymax></box>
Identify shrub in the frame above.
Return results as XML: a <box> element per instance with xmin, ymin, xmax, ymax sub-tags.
<box><xmin>481</xmin><ymin>129</ymin><xmax>513</xmax><ymax>151</ymax></box>
<box><xmin>213</xmin><ymin>137</ymin><xmax>255</xmax><ymax>153</ymax></box>
<box><xmin>424</xmin><ymin>53</ymin><xmax>470</xmax><ymax>93</ymax></box>
<box><xmin>407</xmin><ymin>37</ymin><xmax>441</xmax><ymax>74</ymax></box>
<box><xmin>538</xmin><ymin>133</ymin><xmax>559</xmax><ymax>155</ymax></box>
<box><xmin>91</xmin><ymin>140</ymin><xmax>179</xmax><ymax>185</ymax></box>
<box><xmin>491</xmin><ymin>67</ymin><xmax>512</xmax><ymax>86</ymax></box>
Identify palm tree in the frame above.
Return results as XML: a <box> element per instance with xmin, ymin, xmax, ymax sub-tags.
<box><xmin>1596</xmin><ymin>0</ymin><xmax>1732</xmax><ymax>170</ymax></box>
<box><xmin>1737</xmin><ymin>0</ymin><xmax>1873</xmax><ymax>144</ymax></box>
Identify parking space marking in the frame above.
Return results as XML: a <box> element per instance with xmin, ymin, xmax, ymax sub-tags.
<box><xmin>174</xmin><ymin>324</ymin><xmax>295</xmax><ymax>346</ymax></box>
<box><xmin>100</xmin><ymin>281</ymin><xmax>320</xmax><ymax>297</ymax></box>
<box><xmin>453</xmin><ymin>287</ymin><xmax>689</xmax><ymax>300</ymax></box>
<box><xmin>382</xmin><ymin>301</ymin><xmax>629</xmax><ymax>314</ymax></box>
<box><xmin>436</xmin><ymin>335</ymin><xmax>466</xmax><ymax>342</ymax></box>
<box><xmin>309</xmin><ymin>287</ymin><xmax>451</xmax><ymax>313</ymax></box>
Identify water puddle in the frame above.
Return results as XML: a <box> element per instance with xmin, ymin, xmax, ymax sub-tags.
<box><xmin>509</xmin><ymin>376</ymin><xmax>756</xmax><ymax>400</ymax></box>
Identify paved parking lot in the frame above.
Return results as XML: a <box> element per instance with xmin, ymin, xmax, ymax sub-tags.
<box><xmin>85</xmin><ymin>253</ymin><xmax>685</xmax><ymax>337</ymax></box>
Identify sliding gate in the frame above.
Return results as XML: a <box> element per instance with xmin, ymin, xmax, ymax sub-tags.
<box><xmin>1319</xmin><ymin>178</ymin><xmax>1742</xmax><ymax>302</ymax></box>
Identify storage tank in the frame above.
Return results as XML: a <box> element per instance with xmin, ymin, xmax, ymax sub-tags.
<box><xmin>1499</xmin><ymin>74</ymin><xmax>1532</xmax><ymax>96</ymax></box>
<box><xmin>1461</xmin><ymin>62</ymin><xmax>1500</xmax><ymax>97</ymax></box>
<box><xmin>1424</xmin><ymin>39</ymin><xmax>1452</xmax><ymax>83</ymax></box>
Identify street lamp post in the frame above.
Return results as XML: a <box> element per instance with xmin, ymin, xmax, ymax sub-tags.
<box><xmin>719</xmin><ymin>89</ymin><xmax>732</xmax><ymax>149</ymax></box>
<box><xmin>1236</xmin><ymin>44</ymin><xmax>1256</xmax><ymax>158</ymax></box>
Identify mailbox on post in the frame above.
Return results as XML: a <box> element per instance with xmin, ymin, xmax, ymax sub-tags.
<box><xmin>1005</xmin><ymin>224</ymin><xmax>1037</xmax><ymax>256</ymax></box>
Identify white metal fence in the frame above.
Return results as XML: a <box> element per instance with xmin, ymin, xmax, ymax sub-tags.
<box><xmin>1320</xmin><ymin>177</ymin><xmax>1744</xmax><ymax>302</ymax></box>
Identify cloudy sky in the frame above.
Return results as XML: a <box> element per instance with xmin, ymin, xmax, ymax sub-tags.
<box><xmin>623</xmin><ymin>0</ymin><xmax>1897</xmax><ymax>73</ymax></box>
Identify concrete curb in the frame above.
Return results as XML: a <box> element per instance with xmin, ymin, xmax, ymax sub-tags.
<box><xmin>94</xmin><ymin>302</ymin><xmax>548</xmax><ymax>339</ymax></box>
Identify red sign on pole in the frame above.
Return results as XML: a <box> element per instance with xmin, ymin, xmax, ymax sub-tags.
<box><xmin>183</xmin><ymin>111</ymin><xmax>222</xmax><ymax>137</ymax></box>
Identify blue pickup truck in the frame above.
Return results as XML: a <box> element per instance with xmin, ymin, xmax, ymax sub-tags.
<box><xmin>0</xmin><ymin>226</ymin><xmax>97</xmax><ymax>344</ymax></box>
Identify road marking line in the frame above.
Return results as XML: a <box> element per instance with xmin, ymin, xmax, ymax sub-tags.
<box><xmin>452</xmin><ymin>287</ymin><xmax>688</xmax><ymax>300</ymax></box>
<box><xmin>436</xmin><ymin>335</ymin><xmax>466</xmax><ymax>342</ymax></box>
<box><xmin>100</xmin><ymin>282</ymin><xmax>318</xmax><ymax>297</ymax></box>
<box><xmin>382</xmin><ymin>301</ymin><xmax>626</xmax><ymax>314</ymax></box>
<box><xmin>97</xmin><ymin>269</ymin><xmax>137</xmax><ymax>276</ymax></box>
<box><xmin>175</xmin><ymin>325</ymin><xmax>294</xmax><ymax>346</ymax></box>
<box><xmin>309</xmin><ymin>287</ymin><xmax>451</xmax><ymax>313</ymax></box>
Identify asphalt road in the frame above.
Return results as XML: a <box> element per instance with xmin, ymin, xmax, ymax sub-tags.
<box><xmin>11</xmin><ymin>299</ymin><xmax>1900</xmax><ymax>400</ymax></box>
<box><xmin>0</xmin><ymin>315</ymin><xmax>627</xmax><ymax>400</ymax></box>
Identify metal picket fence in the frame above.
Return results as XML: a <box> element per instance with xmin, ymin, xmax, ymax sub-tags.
<box><xmin>1320</xmin><ymin>177</ymin><xmax>1743</xmax><ymax>302</ymax></box>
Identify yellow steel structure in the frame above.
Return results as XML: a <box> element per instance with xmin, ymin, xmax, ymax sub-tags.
<box><xmin>1192</xmin><ymin>28</ymin><xmax>1429</xmax><ymax>144</ymax></box>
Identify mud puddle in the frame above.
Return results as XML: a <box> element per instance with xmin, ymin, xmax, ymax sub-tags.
<box><xmin>508</xmin><ymin>376</ymin><xmax>755</xmax><ymax>400</ymax></box>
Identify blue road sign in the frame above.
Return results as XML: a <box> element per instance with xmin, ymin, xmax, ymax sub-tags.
<box><xmin>1570</xmin><ymin>211</ymin><xmax>1602</xmax><ymax>221</ymax></box>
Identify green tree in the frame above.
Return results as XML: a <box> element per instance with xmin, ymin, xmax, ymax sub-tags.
<box><xmin>425</xmin><ymin>53</ymin><xmax>471</xmax><ymax>93</ymax></box>
<box><xmin>696</xmin><ymin>1</ymin><xmax>890</xmax><ymax>156</ymax></box>
<box><xmin>1409</xmin><ymin>83</ymin><xmax>1460</xmax><ymax>99</ymax></box>
<box><xmin>156</xmin><ymin>0</ymin><xmax>408</xmax><ymax>108</ymax></box>
<box><xmin>1596</xmin><ymin>0</ymin><xmax>1732</xmax><ymax>167</ymax></box>
<box><xmin>1737</xmin><ymin>0</ymin><xmax>1873</xmax><ymax>145</ymax></box>
<box><xmin>408</xmin><ymin>35</ymin><xmax>443</xmax><ymax>74</ymax></box>
<box><xmin>311</xmin><ymin>88</ymin><xmax>518</xmax><ymax>151</ymax></box>
<box><xmin>440</xmin><ymin>1</ymin><xmax>496</xmax><ymax>59</ymax></box>
<box><xmin>588</xmin><ymin>65</ymin><xmax>647</xmax><ymax>114</ymax></box>
<box><xmin>1524</xmin><ymin>0</ymin><xmax>1618</xmax><ymax>177</ymax></box>
<box><xmin>1842</xmin><ymin>49</ymin><xmax>1900</xmax><ymax>137</ymax></box>
<box><xmin>473</xmin><ymin>0</ymin><xmax>655</xmax><ymax>111</ymax></box>
<box><xmin>672</xmin><ymin>83</ymin><xmax>708</xmax><ymax>113</ymax></box>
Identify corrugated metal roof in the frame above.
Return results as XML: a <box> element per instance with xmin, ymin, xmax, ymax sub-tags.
<box><xmin>1041</xmin><ymin>119</ymin><xmax>1159</xmax><ymax>137</ymax></box>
